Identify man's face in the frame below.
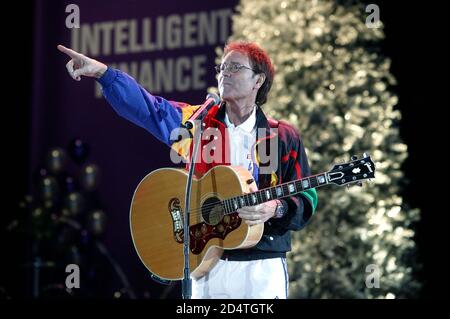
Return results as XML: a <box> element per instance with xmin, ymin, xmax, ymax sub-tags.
<box><xmin>218</xmin><ymin>50</ymin><xmax>259</xmax><ymax>104</ymax></box>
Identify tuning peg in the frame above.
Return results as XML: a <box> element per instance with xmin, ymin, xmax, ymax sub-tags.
<box><xmin>350</xmin><ymin>155</ymin><xmax>357</xmax><ymax>161</ymax></box>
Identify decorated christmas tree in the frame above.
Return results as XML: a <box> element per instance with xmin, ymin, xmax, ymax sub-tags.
<box><xmin>225</xmin><ymin>0</ymin><xmax>421</xmax><ymax>298</ymax></box>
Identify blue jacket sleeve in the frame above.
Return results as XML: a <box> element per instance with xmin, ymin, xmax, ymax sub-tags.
<box><xmin>97</xmin><ymin>67</ymin><xmax>183</xmax><ymax>146</ymax></box>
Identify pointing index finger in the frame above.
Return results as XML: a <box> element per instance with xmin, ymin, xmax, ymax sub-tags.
<box><xmin>57</xmin><ymin>45</ymin><xmax>82</xmax><ymax>58</ymax></box>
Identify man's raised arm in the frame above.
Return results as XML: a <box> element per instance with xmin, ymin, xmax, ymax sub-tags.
<box><xmin>56</xmin><ymin>44</ymin><xmax>199</xmax><ymax>150</ymax></box>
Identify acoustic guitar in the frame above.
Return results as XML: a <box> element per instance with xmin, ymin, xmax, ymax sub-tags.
<box><xmin>130</xmin><ymin>154</ymin><xmax>375</xmax><ymax>281</ymax></box>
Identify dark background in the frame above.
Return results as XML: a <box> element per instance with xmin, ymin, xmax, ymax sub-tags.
<box><xmin>2</xmin><ymin>0</ymin><xmax>449</xmax><ymax>299</ymax></box>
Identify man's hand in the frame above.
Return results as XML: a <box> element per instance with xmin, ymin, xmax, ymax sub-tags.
<box><xmin>237</xmin><ymin>185</ymin><xmax>277</xmax><ymax>225</ymax></box>
<box><xmin>57</xmin><ymin>45</ymin><xmax>107</xmax><ymax>81</ymax></box>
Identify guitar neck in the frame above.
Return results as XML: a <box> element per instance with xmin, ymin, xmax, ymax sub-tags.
<box><xmin>222</xmin><ymin>154</ymin><xmax>375</xmax><ymax>214</ymax></box>
<box><xmin>222</xmin><ymin>172</ymin><xmax>329</xmax><ymax>214</ymax></box>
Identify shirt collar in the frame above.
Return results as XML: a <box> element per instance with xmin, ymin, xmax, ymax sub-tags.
<box><xmin>224</xmin><ymin>105</ymin><xmax>257</xmax><ymax>133</ymax></box>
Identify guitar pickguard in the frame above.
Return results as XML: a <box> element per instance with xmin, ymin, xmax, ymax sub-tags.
<box><xmin>189</xmin><ymin>213</ymin><xmax>241</xmax><ymax>255</ymax></box>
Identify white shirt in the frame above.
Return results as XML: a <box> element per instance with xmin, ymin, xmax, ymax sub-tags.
<box><xmin>224</xmin><ymin>106</ymin><xmax>257</xmax><ymax>173</ymax></box>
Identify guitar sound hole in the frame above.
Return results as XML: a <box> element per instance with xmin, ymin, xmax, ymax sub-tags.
<box><xmin>201</xmin><ymin>197</ymin><xmax>224</xmax><ymax>225</ymax></box>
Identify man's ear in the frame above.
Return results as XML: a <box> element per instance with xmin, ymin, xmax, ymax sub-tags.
<box><xmin>255</xmin><ymin>73</ymin><xmax>266</xmax><ymax>89</ymax></box>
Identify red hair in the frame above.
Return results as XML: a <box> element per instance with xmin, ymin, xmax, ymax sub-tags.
<box><xmin>223</xmin><ymin>41</ymin><xmax>275</xmax><ymax>106</ymax></box>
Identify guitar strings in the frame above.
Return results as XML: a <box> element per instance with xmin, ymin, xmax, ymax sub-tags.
<box><xmin>169</xmin><ymin>200</ymin><xmax>244</xmax><ymax>219</ymax></box>
<box><xmin>176</xmin><ymin>201</ymin><xmax>234</xmax><ymax>219</ymax></box>
<box><xmin>171</xmin><ymin>177</ymin><xmax>309</xmax><ymax>218</ymax></box>
<box><xmin>172</xmin><ymin>187</ymin><xmax>295</xmax><ymax>219</ymax></box>
<box><xmin>171</xmin><ymin>196</ymin><xmax>268</xmax><ymax>220</ymax></box>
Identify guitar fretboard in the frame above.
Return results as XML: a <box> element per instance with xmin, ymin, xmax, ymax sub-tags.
<box><xmin>222</xmin><ymin>173</ymin><xmax>328</xmax><ymax>214</ymax></box>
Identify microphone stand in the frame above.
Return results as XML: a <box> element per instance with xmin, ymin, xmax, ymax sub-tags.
<box><xmin>181</xmin><ymin>116</ymin><xmax>205</xmax><ymax>299</ymax></box>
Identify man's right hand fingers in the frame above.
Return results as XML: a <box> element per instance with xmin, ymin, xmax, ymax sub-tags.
<box><xmin>73</xmin><ymin>67</ymin><xmax>87</xmax><ymax>81</ymax></box>
<box><xmin>66</xmin><ymin>60</ymin><xmax>81</xmax><ymax>81</ymax></box>
<box><xmin>57</xmin><ymin>44</ymin><xmax>82</xmax><ymax>59</ymax></box>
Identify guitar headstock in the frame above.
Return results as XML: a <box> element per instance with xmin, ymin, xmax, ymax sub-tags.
<box><xmin>327</xmin><ymin>153</ymin><xmax>376</xmax><ymax>187</ymax></box>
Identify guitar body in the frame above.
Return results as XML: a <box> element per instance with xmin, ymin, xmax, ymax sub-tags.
<box><xmin>130</xmin><ymin>165</ymin><xmax>263</xmax><ymax>281</ymax></box>
<box><xmin>130</xmin><ymin>153</ymin><xmax>376</xmax><ymax>281</ymax></box>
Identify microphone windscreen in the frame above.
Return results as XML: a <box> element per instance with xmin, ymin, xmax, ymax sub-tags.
<box><xmin>206</xmin><ymin>92</ymin><xmax>221</xmax><ymax>105</ymax></box>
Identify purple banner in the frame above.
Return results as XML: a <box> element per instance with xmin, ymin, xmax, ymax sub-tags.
<box><xmin>31</xmin><ymin>0</ymin><xmax>238</xmax><ymax>297</ymax></box>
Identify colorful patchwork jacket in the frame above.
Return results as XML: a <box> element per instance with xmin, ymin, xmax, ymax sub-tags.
<box><xmin>98</xmin><ymin>67</ymin><xmax>318</xmax><ymax>260</ymax></box>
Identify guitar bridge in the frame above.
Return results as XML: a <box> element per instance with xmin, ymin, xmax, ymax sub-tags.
<box><xmin>168</xmin><ymin>198</ymin><xmax>184</xmax><ymax>243</ymax></box>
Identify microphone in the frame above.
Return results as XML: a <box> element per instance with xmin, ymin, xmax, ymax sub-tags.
<box><xmin>184</xmin><ymin>93</ymin><xmax>220</xmax><ymax>130</ymax></box>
